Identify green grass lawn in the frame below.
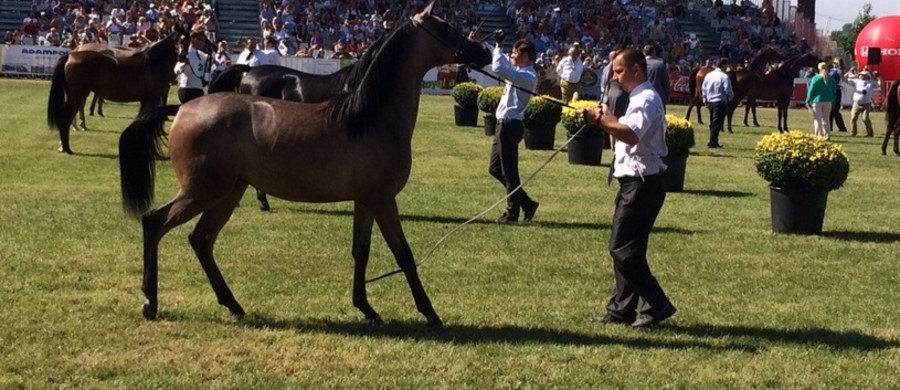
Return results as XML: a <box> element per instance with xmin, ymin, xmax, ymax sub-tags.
<box><xmin>1</xmin><ymin>79</ymin><xmax>898</xmax><ymax>388</ymax></box>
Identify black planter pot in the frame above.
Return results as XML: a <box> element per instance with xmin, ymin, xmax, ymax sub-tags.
<box><xmin>661</xmin><ymin>154</ymin><xmax>688</xmax><ymax>192</ymax></box>
<box><xmin>483</xmin><ymin>114</ymin><xmax>496</xmax><ymax>136</ymax></box>
<box><xmin>770</xmin><ymin>186</ymin><xmax>829</xmax><ymax>235</ymax></box>
<box><xmin>454</xmin><ymin>104</ymin><xmax>479</xmax><ymax>127</ymax></box>
<box><xmin>567</xmin><ymin>134</ymin><xmax>604</xmax><ymax>166</ymax></box>
<box><xmin>524</xmin><ymin>123</ymin><xmax>556</xmax><ymax>150</ymax></box>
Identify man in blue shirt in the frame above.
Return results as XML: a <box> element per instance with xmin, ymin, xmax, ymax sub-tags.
<box><xmin>829</xmin><ymin>58</ymin><xmax>848</xmax><ymax>132</ymax></box>
<box><xmin>488</xmin><ymin>33</ymin><xmax>540</xmax><ymax>224</ymax></box>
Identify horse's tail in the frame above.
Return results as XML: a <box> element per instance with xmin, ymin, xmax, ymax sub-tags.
<box><xmin>47</xmin><ymin>53</ymin><xmax>68</xmax><ymax>132</ymax></box>
<box><xmin>208</xmin><ymin>64</ymin><xmax>250</xmax><ymax>93</ymax></box>
<box><xmin>886</xmin><ymin>80</ymin><xmax>900</xmax><ymax>129</ymax></box>
<box><xmin>119</xmin><ymin>105</ymin><xmax>180</xmax><ymax>219</ymax></box>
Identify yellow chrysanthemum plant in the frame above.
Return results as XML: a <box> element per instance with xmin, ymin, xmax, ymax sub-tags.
<box><xmin>476</xmin><ymin>86</ymin><xmax>504</xmax><ymax>114</ymax></box>
<box><xmin>664</xmin><ymin>115</ymin><xmax>695</xmax><ymax>157</ymax></box>
<box><xmin>754</xmin><ymin>131</ymin><xmax>850</xmax><ymax>192</ymax></box>
<box><xmin>561</xmin><ymin>100</ymin><xmax>605</xmax><ymax>137</ymax></box>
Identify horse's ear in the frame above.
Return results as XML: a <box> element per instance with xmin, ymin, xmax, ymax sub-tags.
<box><xmin>421</xmin><ymin>1</ymin><xmax>435</xmax><ymax>16</ymax></box>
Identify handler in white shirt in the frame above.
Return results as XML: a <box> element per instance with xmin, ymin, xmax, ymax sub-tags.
<box><xmin>236</xmin><ymin>37</ymin><xmax>269</xmax><ymax>67</ymax></box>
<box><xmin>174</xmin><ymin>31</ymin><xmax>210</xmax><ymax>103</ymax></box>
<box><xmin>850</xmin><ymin>70</ymin><xmax>877</xmax><ymax>137</ymax></box>
<box><xmin>556</xmin><ymin>44</ymin><xmax>584</xmax><ymax>103</ymax></box>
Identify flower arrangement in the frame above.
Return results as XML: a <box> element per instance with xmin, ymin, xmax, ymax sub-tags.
<box><xmin>664</xmin><ymin>115</ymin><xmax>695</xmax><ymax>156</ymax></box>
<box><xmin>523</xmin><ymin>95</ymin><xmax>563</xmax><ymax>127</ymax></box>
<box><xmin>560</xmin><ymin>100</ymin><xmax>605</xmax><ymax>136</ymax></box>
<box><xmin>754</xmin><ymin>131</ymin><xmax>850</xmax><ymax>192</ymax></box>
<box><xmin>450</xmin><ymin>82</ymin><xmax>482</xmax><ymax>109</ymax></box>
<box><xmin>476</xmin><ymin>86</ymin><xmax>504</xmax><ymax>114</ymax></box>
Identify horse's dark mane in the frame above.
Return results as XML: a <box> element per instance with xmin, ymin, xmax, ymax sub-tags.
<box><xmin>340</xmin><ymin>33</ymin><xmax>388</xmax><ymax>85</ymax></box>
<box><xmin>146</xmin><ymin>34</ymin><xmax>176</xmax><ymax>65</ymax></box>
<box><xmin>328</xmin><ymin>21</ymin><xmax>417</xmax><ymax>136</ymax></box>
<box><xmin>747</xmin><ymin>47</ymin><xmax>780</xmax><ymax>74</ymax></box>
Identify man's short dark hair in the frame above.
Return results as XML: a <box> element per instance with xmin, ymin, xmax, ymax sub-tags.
<box><xmin>616</xmin><ymin>48</ymin><xmax>647</xmax><ymax>75</ymax></box>
<box><xmin>514</xmin><ymin>39</ymin><xmax>535</xmax><ymax>63</ymax></box>
<box><xmin>716</xmin><ymin>57</ymin><xmax>728</xmax><ymax>69</ymax></box>
<box><xmin>642</xmin><ymin>44</ymin><xmax>655</xmax><ymax>56</ymax></box>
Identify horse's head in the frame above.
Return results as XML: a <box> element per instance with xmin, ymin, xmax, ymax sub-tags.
<box><xmin>411</xmin><ymin>2</ymin><xmax>491</xmax><ymax>69</ymax></box>
<box><xmin>145</xmin><ymin>33</ymin><xmax>179</xmax><ymax>82</ymax></box>
<box><xmin>797</xmin><ymin>52</ymin><xmax>822</xmax><ymax>68</ymax></box>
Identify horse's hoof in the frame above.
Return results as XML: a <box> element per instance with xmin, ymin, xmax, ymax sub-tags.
<box><xmin>228</xmin><ymin>305</ymin><xmax>246</xmax><ymax>317</ymax></box>
<box><xmin>426</xmin><ymin>315</ymin><xmax>443</xmax><ymax>329</ymax></box>
<box><xmin>58</xmin><ymin>147</ymin><xmax>74</xmax><ymax>155</ymax></box>
<box><xmin>142</xmin><ymin>302</ymin><xmax>158</xmax><ymax>320</ymax></box>
<box><xmin>366</xmin><ymin>316</ymin><xmax>384</xmax><ymax>327</ymax></box>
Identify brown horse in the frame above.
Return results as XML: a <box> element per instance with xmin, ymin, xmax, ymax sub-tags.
<box><xmin>729</xmin><ymin>52</ymin><xmax>821</xmax><ymax>132</ymax></box>
<box><xmin>736</xmin><ymin>47</ymin><xmax>786</xmax><ymax>127</ymax></box>
<box><xmin>684</xmin><ymin>60</ymin><xmax>713</xmax><ymax>124</ymax></box>
<box><xmin>72</xmin><ymin>43</ymin><xmax>144</xmax><ymax>130</ymax></box>
<box><xmin>883</xmin><ymin>79</ymin><xmax>900</xmax><ymax>155</ymax></box>
<box><xmin>47</xmin><ymin>33</ymin><xmax>178</xmax><ymax>154</ymax></box>
<box><xmin>117</xmin><ymin>3</ymin><xmax>491</xmax><ymax>327</ymax></box>
<box><xmin>685</xmin><ymin>47</ymin><xmax>784</xmax><ymax>127</ymax></box>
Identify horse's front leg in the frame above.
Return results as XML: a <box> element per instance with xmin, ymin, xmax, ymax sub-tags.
<box><xmin>371</xmin><ymin>197</ymin><xmax>441</xmax><ymax>328</ymax></box>
<box><xmin>752</xmin><ymin>104</ymin><xmax>760</xmax><ymax>127</ymax></box>
<box><xmin>893</xmin><ymin>128</ymin><xmax>900</xmax><ymax>155</ymax></box>
<box><xmin>351</xmin><ymin>202</ymin><xmax>382</xmax><ymax>325</ymax></box>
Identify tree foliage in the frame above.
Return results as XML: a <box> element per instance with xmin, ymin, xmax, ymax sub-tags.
<box><xmin>830</xmin><ymin>3</ymin><xmax>877</xmax><ymax>57</ymax></box>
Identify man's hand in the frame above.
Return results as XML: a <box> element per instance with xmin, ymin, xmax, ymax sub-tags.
<box><xmin>493</xmin><ymin>29</ymin><xmax>506</xmax><ymax>46</ymax></box>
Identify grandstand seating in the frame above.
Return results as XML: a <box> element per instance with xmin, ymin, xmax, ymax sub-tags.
<box><xmin>0</xmin><ymin>0</ymin><xmax>31</xmax><ymax>35</ymax></box>
<box><xmin>677</xmin><ymin>14</ymin><xmax>722</xmax><ymax>60</ymax></box>
<box><xmin>216</xmin><ymin>0</ymin><xmax>262</xmax><ymax>47</ymax></box>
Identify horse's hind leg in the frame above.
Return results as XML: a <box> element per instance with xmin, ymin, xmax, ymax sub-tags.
<box><xmin>350</xmin><ymin>202</ymin><xmax>382</xmax><ymax>325</ymax></box>
<box><xmin>140</xmin><ymin>193</ymin><xmax>207</xmax><ymax>320</ymax></box>
<box><xmin>371</xmin><ymin>197</ymin><xmax>441</xmax><ymax>328</ymax></box>
<box><xmin>188</xmin><ymin>184</ymin><xmax>248</xmax><ymax>317</ymax></box>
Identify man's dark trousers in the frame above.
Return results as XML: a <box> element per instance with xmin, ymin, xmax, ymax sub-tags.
<box><xmin>831</xmin><ymin>89</ymin><xmax>847</xmax><ymax>132</ymax></box>
<box><xmin>606</xmin><ymin>175</ymin><xmax>671</xmax><ymax>319</ymax></box>
<box><xmin>708</xmin><ymin>100</ymin><xmax>727</xmax><ymax>146</ymax></box>
<box><xmin>489</xmin><ymin>119</ymin><xmax>530</xmax><ymax>215</ymax></box>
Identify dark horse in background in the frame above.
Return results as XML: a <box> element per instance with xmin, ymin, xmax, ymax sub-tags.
<box><xmin>684</xmin><ymin>47</ymin><xmax>783</xmax><ymax>128</ymax></box>
<box><xmin>729</xmin><ymin>52</ymin><xmax>821</xmax><ymax>133</ymax></box>
<box><xmin>207</xmin><ymin>34</ymin><xmax>384</xmax><ymax>100</ymax></box>
<box><xmin>47</xmin><ymin>33</ymin><xmax>178</xmax><ymax>154</ymax></box>
<box><xmin>884</xmin><ymin>79</ymin><xmax>900</xmax><ymax>155</ymax></box>
<box><xmin>207</xmin><ymin>36</ymin><xmax>384</xmax><ymax>211</ymax></box>
<box><xmin>117</xmin><ymin>2</ymin><xmax>491</xmax><ymax>327</ymax></box>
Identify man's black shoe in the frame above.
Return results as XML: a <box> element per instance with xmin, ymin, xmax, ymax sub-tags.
<box><xmin>497</xmin><ymin>212</ymin><xmax>518</xmax><ymax>224</ymax></box>
<box><xmin>522</xmin><ymin>200</ymin><xmax>539</xmax><ymax>222</ymax></box>
<box><xmin>707</xmin><ymin>143</ymin><xmax>723</xmax><ymax>148</ymax></box>
<box><xmin>631</xmin><ymin>304</ymin><xmax>677</xmax><ymax>328</ymax></box>
<box><xmin>591</xmin><ymin>313</ymin><xmax>635</xmax><ymax>325</ymax></box>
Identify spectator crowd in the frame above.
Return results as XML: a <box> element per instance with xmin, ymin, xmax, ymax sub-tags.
<box><xmin>4</xmin><ymin>0</ymin><xmax>818</xmax><ymax>95</ymax></box>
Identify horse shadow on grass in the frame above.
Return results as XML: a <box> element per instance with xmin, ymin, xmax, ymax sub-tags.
<box><xmin>677</xmin><ymin>189</ymin><xmax>754</xmax><ymax>198</ymax></box>
<box><xmin>822</xmin><ymin>230</ymin><xmax>900</xmax><ymax>243</ymax></box>
<box><xmin>75</xmin><ymin>152</ymin><xmax>119</xmax><ymax>160</ymax></box>
<box><xmin>288</xmin><ymin>207</ymin><xmax>693</xmax><ymax>234</ymax></box>
<box><xmin>234</xmin><ymin>315</ymin><xmax>756</xmax><ymax>351</ymax></box>
<box><xmin>663</xmin><ymin>323</ymin><xmax>899</xmax><ymax>351</ymax></box>
<box><xmin>233</xmin><ymin>315</ymin><xmax>898</xmax><ymax>352</ymax></box>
